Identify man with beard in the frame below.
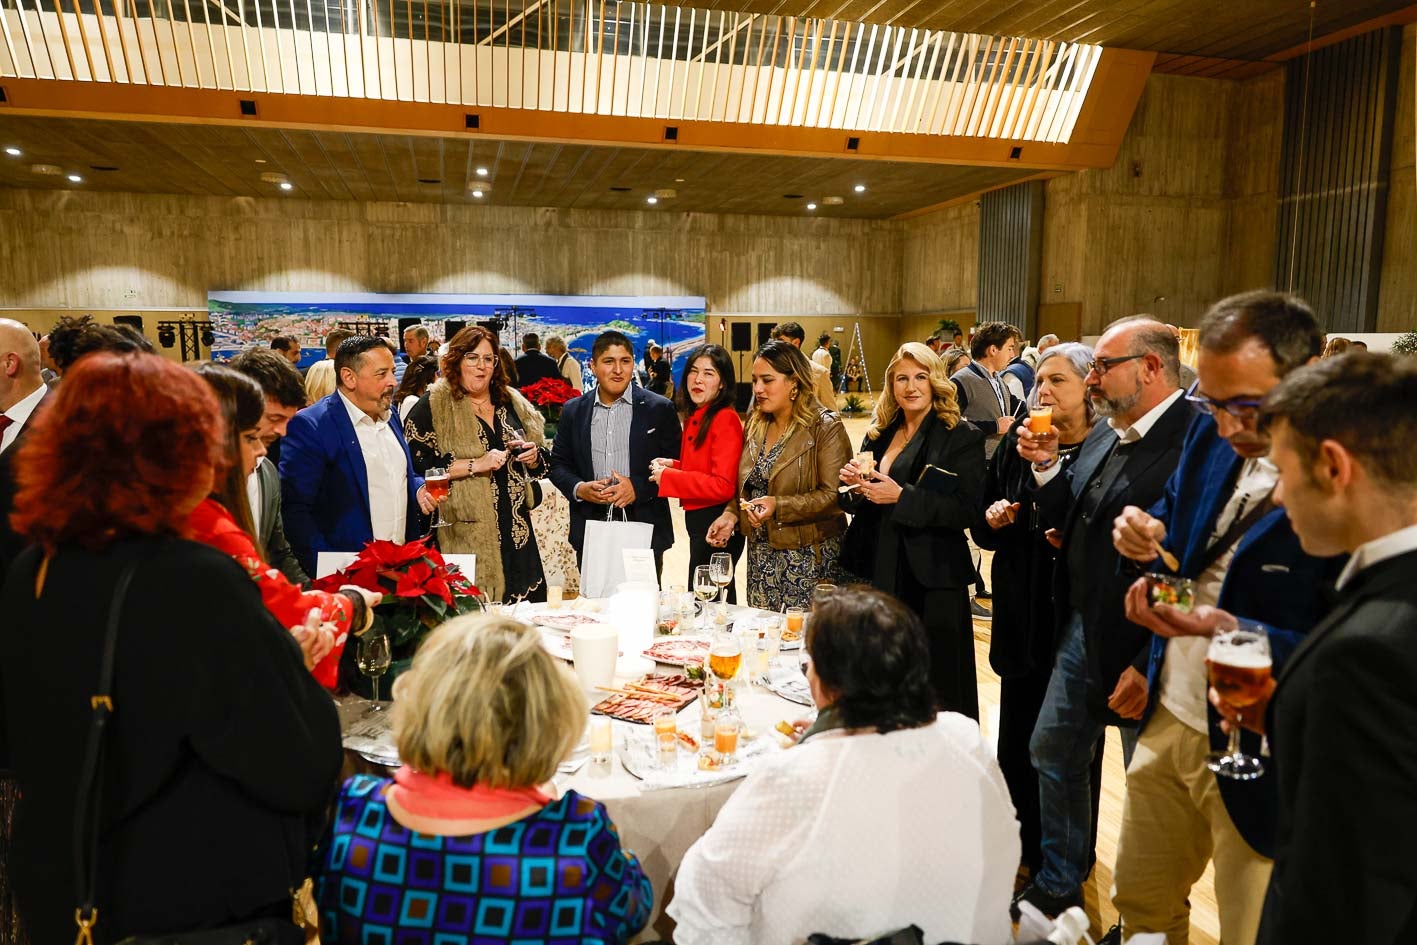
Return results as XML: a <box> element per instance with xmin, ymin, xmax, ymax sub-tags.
<box><xmin>280</xmin><ymin>335</ymin><xmax>439</xmax><ymax>577</ymax></box>
<box><xmin>1012</xmin><ymin>315</ymin><xmax>1193</xmax><ymax>917</ymax></box>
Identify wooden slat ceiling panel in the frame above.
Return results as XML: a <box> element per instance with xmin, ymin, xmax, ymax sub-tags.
<box><xmin>0</xmin><ymin>114</ymin><xmax>1041</xmax><ymax>217</ymax></box>
<box><xmin>666</xmin><ymin>0</ymin><xmax>1413</xmax><ymax>61</ymax></box>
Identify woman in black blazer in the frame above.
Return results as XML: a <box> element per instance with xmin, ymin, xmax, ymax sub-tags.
<box><xmin>839</xmin><ymin>342</ymin><xmax>985</xmax><ymax>719</ymax></box>
<box><xmin>0</xmin><ymin>353</ymin><xmax>340</xmax><ymax>945</ymax></box>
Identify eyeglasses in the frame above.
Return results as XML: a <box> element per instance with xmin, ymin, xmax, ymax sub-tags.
<box><xmin>1184</xmin><ymin>380</ymin><xmax>1263</xmax><ymax>421</ymax></box>
<box><xmin>462</xmin><ymin>354</ymin><xmax>498</xmax><ymax>366</ymax></box>
<box><xmin>1086</xmin><ymin>353</ymin><xmax>1146</xmax><ymax>377</ymax></box>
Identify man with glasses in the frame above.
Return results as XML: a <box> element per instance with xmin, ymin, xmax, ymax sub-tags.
<box><xmin>1101</xmin><ymin>292</ymin><xmax>1338</xmax><ymax>945</ymax></box>
<box><xmin>1012</xmin><ymin>315</ymin><xmax>1192</xmax><ymax>919</ymax></box>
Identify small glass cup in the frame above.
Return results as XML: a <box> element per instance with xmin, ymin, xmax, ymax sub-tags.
<box><xmin>657</xmin><ymin>591</ymin><xmax>680</xmax><ymax>636</ymax></box>
<box><xmin>1028</xmin><ymin>405</ymin><xmax>1054</xmax><ymax>435</ymax></box>
<box><xmin>589</xmin><ymin>716</ymin><xmax>613</xmax><ymax>765</ymax></box>
<box><xmin>854</xmin><ymin>451</ymin><xmax>876</xmax><ymax>480</ymax></box>
<box><xmin>1146</xmin><ymin>573</ymin><xmax>1197</xmax><ymax>613</ymax></box>
<box><xmin>654</xmin><ymin>709</ymin><xmax>679</xmax><ymax>767</ymax></box>
<box><xmin>546</xmin><ymin>584</ymin><xmax>564</xmax><ymax>610</ymax></box>
<box><xmin>784</xmin><ymin>606</ymin><xmax>805</xmax><ymax>645</ymax></box>
<box><xmin>714</xmin><ymin>711</ymin><xmax>741</xmax><ymax>765</ymax></box>
<box><xmin>699</xmin><ymin>701</ymin><xmax>719</xmax><ymax>744</ymax></box>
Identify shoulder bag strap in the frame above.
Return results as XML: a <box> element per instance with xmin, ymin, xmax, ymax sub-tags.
<box><xmin>72</xmin><ymin>561</ymin><xmax>139</xmax><ymax>945</ymax></box>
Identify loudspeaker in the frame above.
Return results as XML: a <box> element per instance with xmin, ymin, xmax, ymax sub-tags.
<box><xmin>113</xmin><ymin>315</ymin><xmax>144</xmax><ymax>331</ymax></box>
<box><xmin>757</xmin><ymin>323</ymin><xmax>775</xmax><ymax>347</ymax></box>
<box><xmin>735</xmin><ymin>381</ymin><xmax>754</xmax><ymax>412</ymax></box>
<box><xmin>446</xmin><ymin>320</ymin><xmax>467</xmax><ymax>341</ymax></box>
<box><xmin>730</xmin><ymin>322</ymin><xmax>751</xmax><ymax>352</ymax></box>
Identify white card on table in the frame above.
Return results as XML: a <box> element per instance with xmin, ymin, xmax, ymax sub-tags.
<box><xmin>622</xmin><ymin>548</ymin><xmax>658</xmax><ymax>586</ymax></box>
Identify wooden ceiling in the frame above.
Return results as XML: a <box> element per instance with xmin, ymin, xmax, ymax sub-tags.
<box><xmin>665</xmin><ymin>0</ymin><xmax>1414</xmax><ymax>61</ymax></box>
<box><xmin>0</xmin><ymin>114</ymin><xmax>1038</xmax><ymax>218</ymax></box>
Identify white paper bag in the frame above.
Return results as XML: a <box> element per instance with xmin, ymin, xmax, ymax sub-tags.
<box><xmin>580</xmin><ymin>512</ymin><xmax>654</xmax><ymax>598</ymax></box>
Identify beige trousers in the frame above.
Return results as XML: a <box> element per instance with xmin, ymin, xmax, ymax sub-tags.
<box><xmin>1111</xmin><ymin>705</ymin><xmax>1273</xmax><ymax>945</ymax></box>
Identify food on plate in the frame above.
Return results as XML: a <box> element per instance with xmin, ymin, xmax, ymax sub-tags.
<box><xmin>676</xmin><ymin>731</ymin><xmax>699</xmax><ymax>752</ymax></box>
<box><xmin>684</xmin><ymin>663</ymin><xmax>707</xmax><ymax>683</ymax></box>
<box><xmin>644</xmin><ymin>638</ymin><xmax>711</xmax><ymax>666</ymax></box>
<box><xmin>775</xmin><ymin>720</ymin><xmax>796</xmax><ymax>737</ymax></box>
<box><xmin>536</xmin><ymin>612</ymin><xmax>609</xmax><ymax>632</ymax></box>
<box><xmin>780</xmin><ymin>622</ymin><xmax>803</xmax><ymax>643</ymax></box>
<box><xmin>697</xmin><ymin>754</ymin><xmax>722</xmax><ymax>771</ymax></box>
<box><xmin>591</xmin><ymin>673</ymin><xmax>699</xmax><ymax>723</ymax></box>
<box><xmin>1146</xmin><ymin>572</ymin><xmax>1197</xmax><ymax>613</ymax></box>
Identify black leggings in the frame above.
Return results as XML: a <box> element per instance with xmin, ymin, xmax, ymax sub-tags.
<box><xmin>683</xmin><ymin>505</ymin><xmax>744</xmax><ymax>604</ymax></box>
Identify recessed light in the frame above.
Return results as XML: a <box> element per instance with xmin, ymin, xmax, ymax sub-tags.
<box><xmin>806</xmin><ymin>203</ymin><xmax>817</xmax><ymax>210</ymax></box>
<box><xmin>255</xmin><ymin>158</ymin><xmax>267</xmax><ymax>164</ymax></box>
<box><xmin>4</xmin><ymin>147</ymin><xmax>20</xmax><ymax>157</ymax></box>
<box><xmin>476</xmin><ymin>167</ymin><xmax>489</xmax><ymax>176</ymax></box>
<box><xmin>471</xmin><ymin>189</ymin><xmax>484</xmax><ymax>198</ymax></box>
<box><xmin>279</xmin><ymin>181</ymin><xmax>293</xmax><ymax>191</ymax></box>
<box><xmin>674</xmin><ymin>177</ymin><xmax>685</xmax><ymax>182</ymax></box>
<box><xmin>646</xmin><ymin>196</ymin><xmax>658</xmax><ymax>205</ymax></box>
<box><xmin>854</xmin><ymin>184</ymin><xmax>866</xmax><ymax>193</ymax></box>
<box><xmin>66</xmin><ymin>174</ymin><xmax>83</xmax><ymax>183</ymax></box>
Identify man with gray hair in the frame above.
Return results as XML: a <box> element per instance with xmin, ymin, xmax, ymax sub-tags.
<box><xmin>1011</xmin><ymin>315</ymin><xmax>1192</xmax><ymax>919</ymax></box>
<box><xmin>546</xmin><ymin>334</ymin><xmax>583</xmax><ymax>392</ymax></box>
<box><xmin>0</xmin><ymin>319</ymin><xmax>48</xmax><ymax>578</ymax></box>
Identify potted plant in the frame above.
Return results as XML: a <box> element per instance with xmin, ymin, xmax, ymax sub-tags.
<box><xmin>1391</xmin><ymin>331</ymin><xmax>1417</xmax><ymax>356</ymax></box>
<box><xmin>519</xmin><ymin>376</ymin><xmax>581</xmax><ymax>439</ymax></box>
<box><xmin>312</xmin><ymin>536</ymin><xmax>484</xmax><ymax>696</ymax></box>
<box><xmin>842</xmin><ymin>394</ymin><xmax>865</xmax><ymax>415</ymax></box>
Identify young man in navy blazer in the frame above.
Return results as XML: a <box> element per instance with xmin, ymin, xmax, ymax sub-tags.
<box><xmin>549</xmin><ymin>330</ymin><xmax>681</xmax><ymax>577</ymax></box>
<box><xmin>280</xmin><ymin>335</ymin><xmax>439</xmax><ymax>578</ymax></box>
<box><xmin>1107</xmin><ymin>292</ymin><xmax>1340</xmax><ymax>945</ymax></box>
<box><xmin>1212</xmin><ymin>352</ymin><xmax>1417</xmax><ymax>945</ymax></box>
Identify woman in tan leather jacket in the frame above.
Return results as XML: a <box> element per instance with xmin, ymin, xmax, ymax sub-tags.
<box><xmin>707</xmin><ymin>340</ymin><xmax>852</xmax><ymax>611</ymax></box>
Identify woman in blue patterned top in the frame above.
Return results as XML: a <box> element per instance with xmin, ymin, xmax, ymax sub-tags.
<box><xmin>314</xmin><ymin>614</ymin><xmax>652</xmax><ymax>945</ymax></box>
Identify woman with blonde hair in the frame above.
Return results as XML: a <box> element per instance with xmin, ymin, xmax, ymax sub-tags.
<box><xmin>314</xmin><ymin>614</ymin><xmax>652</xmax><ymax>944</ymax></box>
<box><xmin>838</xmin><ymin>342</ymin><xmax>986</xmax><ymax>718</ymax></box>
<box><xmin>707</xmin><ymin>340</ymin><xmax>851</xmax><ymax>611</ymax></box>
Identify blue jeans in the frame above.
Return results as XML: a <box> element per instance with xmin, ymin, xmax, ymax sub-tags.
<box><xmin>1029</xmin><ymin>611</ymin><xmax>1139</xmax><ymax>897</ymax></box>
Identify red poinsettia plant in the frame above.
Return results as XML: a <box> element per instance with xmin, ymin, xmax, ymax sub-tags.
<box><xmin>519</xmin><ymin>376</ymin><xmax>581</xmax><ymax>408</ymax></box>
<box><xmin>312</xmin><ymin>536</ymin><xmax>485</xmax><ymax>649</ymax></box>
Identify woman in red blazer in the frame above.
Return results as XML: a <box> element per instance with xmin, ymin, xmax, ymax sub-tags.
<box><xmin>650</xmin><ymin>344</ymin><xmax>746</xmax><ymax>602</ymax></box>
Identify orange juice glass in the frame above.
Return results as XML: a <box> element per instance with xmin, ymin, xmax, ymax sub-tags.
<box><xmin>1028</xmin><ymin>405</ymin><xmax>1054</xmax><ymax>435</ymax></box>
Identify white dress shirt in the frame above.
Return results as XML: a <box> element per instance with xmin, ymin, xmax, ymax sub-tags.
<box><xmin>338</xmin><ymin>391</ymin><xmax>409</xmax><ymax>542</ymax></box>
<box><xmin>246</xmin><ymin>459</ymin><xmax>266</xmax><ymax>536</ymax></box>
<box><xmin>668</xmin><ymin>714</ymin><xmax>1019</xmax><ymax>945</ymax></box>
<box><xmin>0</xmin><ymin>382</ymin><xmax>46</xmax><ymax>454</ymax></box>
<box><xmin>1336</xmin><ymin>522</ymin><xmax>1417</xmax><ymax>590</ymax></box>
<box><xmin>1160</xmin><ymin>456</ymin><xmax>1278</xmax><ymax>734</ymax></box>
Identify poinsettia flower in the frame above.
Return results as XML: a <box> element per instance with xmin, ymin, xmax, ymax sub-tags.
<box><xmin>395</xmin><ymin>561</ymin><xmax>435</xmax><ymax>598</ymax></box>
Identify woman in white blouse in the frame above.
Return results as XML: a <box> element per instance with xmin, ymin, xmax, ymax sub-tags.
<box><xmin>668</xmin><ymin>586</ymin><xmax>1020</xmax><ymax>945</ymax></box>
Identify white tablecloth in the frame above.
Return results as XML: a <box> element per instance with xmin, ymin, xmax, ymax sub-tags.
<box><xmin>337</xmin><ymin>602</ymin><xmax>812</xmax><ymax>942</ymax></box>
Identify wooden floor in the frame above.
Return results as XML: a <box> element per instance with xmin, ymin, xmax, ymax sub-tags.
<box><xmin>659</xmin><ymin>408</ymin><xmax>1221</xmax><ymax>945</ymax></box>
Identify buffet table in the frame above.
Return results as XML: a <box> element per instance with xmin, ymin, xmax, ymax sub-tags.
<box><xmin>337</xmin><ymin>601</ymin><xmax>814</xmax><ymax>942</ymax></box>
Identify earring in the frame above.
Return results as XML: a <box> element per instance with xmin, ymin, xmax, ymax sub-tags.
<box><xmin>790</xmin><ymin>390</ymin><xmax>798</xmax><ymax>401</ymax></box>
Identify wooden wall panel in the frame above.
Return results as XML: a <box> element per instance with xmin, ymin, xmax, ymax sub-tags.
<box><xmin>0</xmin><ymin>190</ymin><xmax>901</xmax><ymax>316</ymax></box>
<box><xmin>1274</xmin><ymin>27</ymin><xmax>1403</xmax><ymax>333</ymax></box>
<box><xmin>898</xmin><ymin>199</ymin><xmax>978</xmax><ymax>315</ymax></box>
<box><xmin>1223</xmin><ymin>69</ymin><xmax>1285</xmax><ymax>296</ymax></box>
<box><xmin>1377</xmin><ymin>23</ymin><xmax>1416</xmax><ymax>329</ymax></box>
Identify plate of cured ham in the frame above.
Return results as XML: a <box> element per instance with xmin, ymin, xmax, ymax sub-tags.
<box><xmin>591</xmin><ymin>673</ymin><xmax>701</xmax><ymax>723</ymax></box>
<box><xmin>642</xmin><ymin>637</ymin><xmax>711</xmax><ymax>667</ymax></box>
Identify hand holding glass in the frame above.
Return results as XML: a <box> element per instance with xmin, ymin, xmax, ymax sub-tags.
<box><xmin>424</xmin><ymin>467</ymin><xmax>450</xmax><ymax>529</ymax></box>
<box><xmin>1206</xmin><ymin>623</ymin><xmax>1272</xmax><ymax>780</ymax></box>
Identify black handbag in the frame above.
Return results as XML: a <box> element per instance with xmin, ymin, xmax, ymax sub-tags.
<box><xmin>72</xmin><ymin>563</ymin><xmax>303</xmax><ymax>945</ymax></box>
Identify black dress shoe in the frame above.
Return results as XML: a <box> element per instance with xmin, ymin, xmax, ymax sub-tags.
<box><xmin>1009</xmin><ymin>880</ymin><xmax>1083</xmax><ymax>921</ymax></box>
<box><xmin>1096</xmin><ymin>925</ymin><xmax>1123</xmax><ymax>945</ymax></box>
<box><xmin>974</xmin><ymin>587</ymin><xmax>992</xmax><ymax>600</ymax></box>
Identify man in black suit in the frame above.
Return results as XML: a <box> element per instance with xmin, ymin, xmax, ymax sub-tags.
<box><xmin>1211</xmin><ymin>352</ymin><xmax>1417</xmax><ymax>945</ymax></box>
<box><xmin>1012</xmin><ymin>315</ymin><xmax>1194</xmax><ymax>917</ymax></box>
<box><xmin>549</xmin><ymin>330</ymin><xmax>681</xmax><ymax>577</ymax></box>
<box><xmin>0</xmin><ymin>319</ymin><xmax>48</xmax><ymax>581</ymax></box>
<box><xmin>231</xmin><ymin>348</ymin><xmax>309</xmax><ymax>585</ymax></box>
<box><xmin>513</xmin><ymin>333</ymin><xmax>562</xmax><ymax>389</ymax></box>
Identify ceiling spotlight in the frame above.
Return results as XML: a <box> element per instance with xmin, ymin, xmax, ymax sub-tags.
<box><xmin>255</xmin><ymin>158</ymin><xmax>267</xmax><ymax>164</ymax></box>
<box><xmin>854</xmin><ymin>184</ymin><xmax>866</xmax><ymax>193</ymax></box>
<box><xmin>4</xmin><ymin>147</ymin><xmax>20</xmax><ymax>157</ymax></box>
<box><xmin>674</xmin><ymin>177</ymin><xmax>685</xmax><ymax>182</ymax></box>
<box><xmin>806</xmin><ymin>203</ymin><xmax>817</xmax><ymax>211</ymax></box>
<box><xmin>476</xmin><ymin>167</ymin><xmax>489</xmax><ymax>176</ymax></box>
<box><xmin>279</xmin><ymin>181</ymin><xmax>293</xmax><ymax>191</ymax></box>
<box><xmin>66</xmin><ymin>174</ymin><xmax>83</xmax><ymax>183</ymax></box>
<box><xmin>646</xmin><ymin>196</ymin><xmax>658</xmax><ymax>205</ymax></box>
<box><xmin>822</xmin><ymin>196</ymin><xmax>844</xmax><ymax>206</ymax></box>
<box><xmin>471</xmin><ymin>189</ymin><xmax>484</xmax><ymax>198</ymax></box>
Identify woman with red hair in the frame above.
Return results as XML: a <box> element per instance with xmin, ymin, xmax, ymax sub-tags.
<box><xmin>0</xmin><ymin>352</ymin><xmax>338</xmax><ymax>945</ymax></box>
<box><xmin>187</xmin><ymin>364</ymin><xmax>378</xmax><ymax>689</ymax></box>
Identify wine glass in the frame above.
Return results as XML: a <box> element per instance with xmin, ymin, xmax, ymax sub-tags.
<box><xmin>1205</xmin><ymin>621</ymin><xmax>1272</xmax><ymax>780</ymax></box>
<box><xmin>424</xmin><ymin>466</ymin><xmax>450</xmax><ymax>529</ymax></box>
<box><xmin>710</xmin><ymin>553</ymin><xmax>733</xmax><ymax>616</ymax></box>
<box><xmin>357</xmin><ymin>633</ymin><xmax>392</xmax><ymax>710</ymax></box>
<box><xmin>708</xmin><ymin>626</ymin><xmax>743</xmax><ymax>709</ymax></box>
<box><xmin>693</xmin><ymin>565</ymin><xmax>717</xmax><ymax>631</ymax></box>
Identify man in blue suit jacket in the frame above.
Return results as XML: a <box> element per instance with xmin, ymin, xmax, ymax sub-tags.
<box><xmin>281</xmin><ymin>336</ymin><xmax>437</xmax><ymax>578</ymax></box>
<box><xmin>549</xmin><ymin>331</ymin><xmax>681</xmax><ymax>576</ymax></box>
<box><xmin>1107</xmin><ymin>292</ymin><xmax>1341</xmax><ymax>945</ymax></box>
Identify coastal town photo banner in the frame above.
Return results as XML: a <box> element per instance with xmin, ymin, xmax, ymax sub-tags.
<box><xmin>207</xmin><ymin>291</ymin><xmax>709</xmax><ymax>382</ymax></box>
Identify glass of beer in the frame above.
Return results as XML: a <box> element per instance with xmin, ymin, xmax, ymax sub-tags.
<box><xmin>1028</xmin><ymin>405</ymin><xmax>1054</xmax><ymax>436</ymax></box>
<box><xmin>1205</xmin><ymin>622</ymin><xmax>1272</xmax><ymax>780</ymax></box>
<box><xmin>424</xmin><ymin>467</ymin><xmax>450</xmax><ymax>528</ymax></box>
<box><xmin>709</xmin><ymin>627</ymin><xmax>742</xmax><ymax>708</ymax></box>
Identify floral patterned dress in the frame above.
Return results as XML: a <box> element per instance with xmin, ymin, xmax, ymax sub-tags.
<box><xmin>742</xmin><ymin>437</ymin><xmax>843</xmax><ymax>612</ymax></box>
